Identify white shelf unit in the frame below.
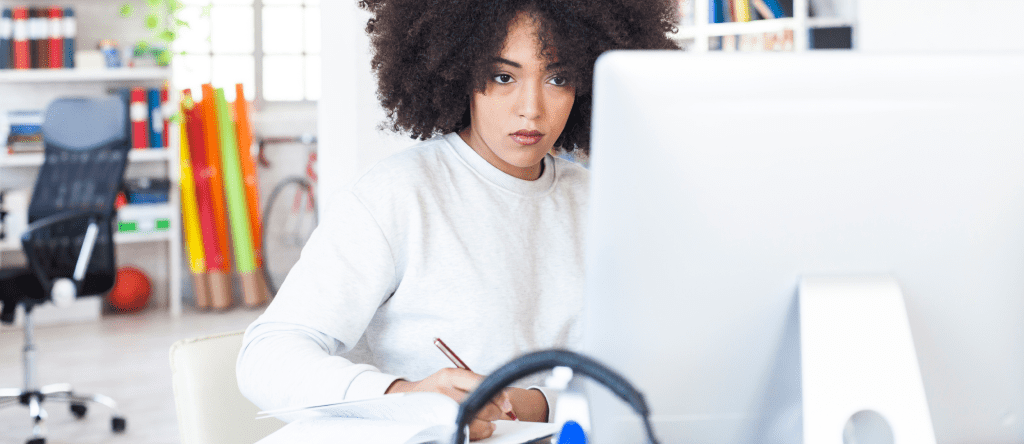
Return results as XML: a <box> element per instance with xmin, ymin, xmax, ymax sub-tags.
<box><xmin>0</xmin><ymin>68</ymin><xmax>172</xmax><ymax>83</ymax></box>
<box><xmin>676</xmin><ymin>0</ymin><xmax>856</xmax><ymax>51</ymax></box>
<box><xmin>0</xmin><ymin>68</ymin><xmax>184</xmax><ymax>318</ymax></box>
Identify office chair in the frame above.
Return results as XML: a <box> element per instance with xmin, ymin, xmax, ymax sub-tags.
<box><xmin>0</xmin><ymin>96</ymin><xmax>130</xmax><ymax>444</ymax></box>
<box><xmin>170</xmin><ymin>331</ymin><xmax>285</xmax><ymax>444</ymax></box>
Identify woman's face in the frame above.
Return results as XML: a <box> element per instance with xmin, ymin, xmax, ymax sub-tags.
<box><xmin>460</xmin><ymin>12</ymin><xmax>576</xmax><ymax>181</ymax></box>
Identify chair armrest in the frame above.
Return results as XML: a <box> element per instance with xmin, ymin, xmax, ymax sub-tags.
<box><xmin>19</xmin><ymin>210</ymin><xmax>109</xmax><ymax>294</ymax></box>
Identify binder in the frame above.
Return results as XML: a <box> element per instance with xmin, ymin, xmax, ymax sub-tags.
<box><xmin>1</xmin><ymin>9</ymin><xmax>12</xmax><ymax>70</ymax></box>
<box><xmin>47</xmin><ymin>7</ymin><xmax>62</xmax><ymax>68</ymax></box>
<box><xmin>710</xmin><ymin>0</ymin><xmax>727</xmax><ymax>23</ymax></box>
<box><xmin>12</xmin><ymin>7</ymin><xmax>28</xmax><ymax>69</ymax></box>
<box><xmin>763</xmin><ymin>0</ymin><xmax>785</xmax><ymax>18</ymax></box>
<box><xmin>130</xmin><ymin>87</ymin><xmax>150</xmax><ymax>149</ymax></box>
<box><xmin>148</xmin><ymin>88</ymin><xmax>164</xmax><ymax>148</ymax></box>
<box><xmin>732</xmin><ymin>0</ymin><xmax>752</xmax><ymax>22</ymax></box>
<box><xmin>160</xmin><ymin>85</ymin><xmax>169</xmax><ymax>147</ymax></box>
<box><xmin>62</xmin><ymin>8</ymin><xmax>74</xmax><ymax>68</ymax></box>
<box><xmin>30</xmin><ymin>7</ymin><xmax>45</xmax><ymax>69</ymax></box>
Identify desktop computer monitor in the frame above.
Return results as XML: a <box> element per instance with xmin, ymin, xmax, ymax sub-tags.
<box><xmin>582</xmin><ymin>52</ymin><xmax>1024</xmax><ymax>444</ymax></box>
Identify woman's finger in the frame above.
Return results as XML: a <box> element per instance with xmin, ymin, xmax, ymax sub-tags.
<box><xmin>468</xmin><ymin>418</ymin><xmax>497</xmax><ymax>441</ymax></box>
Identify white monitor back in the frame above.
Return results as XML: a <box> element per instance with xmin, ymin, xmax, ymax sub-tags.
<box><xmin>583</xmin><ymin>52</ymin><xmax>1024</xmax><ymax>444</ymax></box>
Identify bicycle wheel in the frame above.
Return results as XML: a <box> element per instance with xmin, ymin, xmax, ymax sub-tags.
<box><xmin>261</xmin><ymin>176</ymin><xmax>318</xmax><ymax>296</ymax></box>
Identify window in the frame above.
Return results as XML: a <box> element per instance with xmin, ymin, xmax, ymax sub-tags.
<box><xmin>173</xmin><ymin>0</ymin><xmax>321</xmax><ymax>103</ymax></box>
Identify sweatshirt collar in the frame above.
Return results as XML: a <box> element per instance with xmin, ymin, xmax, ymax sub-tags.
<box><xmin>442</xmin><ymin>132</ymin><xmax>556</xmax><ymax>196</ymax></box>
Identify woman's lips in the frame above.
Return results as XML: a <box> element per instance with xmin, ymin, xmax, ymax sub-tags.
<box><xmin>511</xmin><ymin>131</ymin><xmax>544</xmax><ymax>146</ymax></box>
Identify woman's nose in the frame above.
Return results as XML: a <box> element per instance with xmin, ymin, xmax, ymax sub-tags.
<box><xmin>517</xmin><ymin>81</ymin><xmax>543</xmax><ymax>120</ymax></box>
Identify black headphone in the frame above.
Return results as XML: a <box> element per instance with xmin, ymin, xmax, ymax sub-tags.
<box><xmin>451</xmin><ymin>349</ymin><xmax>661</xmax><ymax>444</ymax></box>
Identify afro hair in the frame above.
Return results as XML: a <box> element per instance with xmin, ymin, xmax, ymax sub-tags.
<box><xmin>358</xmin><ymin>0</ymin><xmax>680</xmax><ymax>155</ymax></box>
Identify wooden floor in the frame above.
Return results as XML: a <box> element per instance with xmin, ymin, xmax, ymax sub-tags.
<box><xmin>0</xmin><ymin>307</ymin><xmax>264</xmax><ymax>444</ymax></box>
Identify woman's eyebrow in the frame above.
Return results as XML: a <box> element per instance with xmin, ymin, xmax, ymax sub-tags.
<box><xmin>493</xmin><ymin>57</ymin><xmax>566</xmax><ymax>71</ymax></box>
<box><xmin>494</xmin><ymin>57</ymin><xmax>522</xmax><ymax>68</ymax></box>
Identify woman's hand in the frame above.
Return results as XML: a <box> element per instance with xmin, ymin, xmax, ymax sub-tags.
<box><xmin>385</xmin><ymin>368</ymin><xmax>515</xmax><ymax>441</ymax></box>
<box><xmin>507</xmin><ymin>387</ymin><xmax>549</xmax><ymax>423</ymax></box>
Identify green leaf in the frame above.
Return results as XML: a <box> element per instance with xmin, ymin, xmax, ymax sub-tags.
<box><xmin>146</xmin><ymin>0</ymin><xmax>164</xmax><ymax>7</ymax></box>
<box><xmin>157</xmin><ymin>30</ymin><xmax>176</xmax><ymax>43</ymax></box>
<box><xmin>175</xmin><ymin>19</ymin><xmax>190</xmax><ymax>29</ymax></box>
<box><xmin>156</xmin><ymin>50</ymin><xmax>172</xmax><ymax>67</ymax></box>
<box><xmin>119</xmin><ymin>4</ymin><xmax>134</xmax><ymax>17</ymax></box>
<box><xmin>145</xmin><ymin>13</ymin><xmax>160</xmax><ymax>29</ymax></box>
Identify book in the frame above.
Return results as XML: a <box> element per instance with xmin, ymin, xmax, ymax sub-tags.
<box><xmin>1</xmin><ymin>9</ymin><xmax>11</xmax><ymax>70</ymax></box>
<box><xmin>62</xmin><ymin>8</ymin><xmax>74</xmax><ymax>68</ymax></box>
<box><xmin>732</xmin><ymin>0</ymin><xmax>752</xmax><ymax>22</ymax></box>
<box><xmin>29</xmin><ymin>7</ymin><xmax>45</xmax><ymax>69</ymax></box>
<box><xmin>130</xmin><ymin>87</ymin><xmax>150</xmax><ymax>149</ymax></box>
<box><xmin>255</xmin><ymin>392</ymin><xmax>562</xmax><ymax>444</ymax></box>
<box><xmin>751</xmin><ymin>0</ymin><xmax>776</xmax><ymax>19</ymax></box>
<box><xmin>12</xmin><ymin>7</ymin><xmax>28</xmax><ymax>69</ymax></box>
<box><xmin>47</xmin><ymin>7</ymin><xmax>61</xmax><ymax>68</ymax></box>
<box><xmin>148</xmin><ymin>88</ymin><xmax>164</xmax><ymax>148</ymax></box>
<box><xmin>160</xmin><ymin>84</ymin><xmax>169</xmax><ymax>147</ymax></box>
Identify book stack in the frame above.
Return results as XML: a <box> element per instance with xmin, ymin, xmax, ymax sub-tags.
<box><xmin>5</xmin><ymin>109</ymin><xmax>43</xmax><ymax>153</ymax></box>
<box><xmin>112</xmin><ymin>84</ymin><xmax>170</xmax><ymax>149</ymax></box>
<box><xmin>0</xmin><ymin>6</ymin><xmax>75</xmax><ymax>70</ymax></box>
<box><xmin>179</xmin><ymin>83</ymin><xmax>270</xmax><ymax>310</ymax></box>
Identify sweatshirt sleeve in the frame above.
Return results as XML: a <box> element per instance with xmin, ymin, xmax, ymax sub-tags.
<box><xmin>236</xmin><ymin>190</ymin><xmax>401</xmax><ymax>413</ymax></box>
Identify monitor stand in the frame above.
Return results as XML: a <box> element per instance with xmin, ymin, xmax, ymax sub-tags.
<box><xmin>799</xmin><ymin>276</ymin><xmax>937</xmax><ymax>444</ymax></box>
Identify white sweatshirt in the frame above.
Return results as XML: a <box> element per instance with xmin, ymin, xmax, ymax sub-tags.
<box><xmin>237</xmin><ymin>133</ymin><xmax>589</xmax><ymax>420</ymax></box>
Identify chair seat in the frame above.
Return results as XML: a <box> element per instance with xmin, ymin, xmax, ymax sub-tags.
<box><xmin>0</xmin><ymin>267</ymin><xmax>45</xmax><ymax>324</ymax></box>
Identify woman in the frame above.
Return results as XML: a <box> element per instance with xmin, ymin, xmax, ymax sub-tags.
<box><xmin>238</xmin><ymin>0</ymin><xmax>678</xmax><ymax>440</ymax></box>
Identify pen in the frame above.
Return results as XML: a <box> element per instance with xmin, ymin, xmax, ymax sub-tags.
<box><xmin>433</xmin><ymin>337</ymin><xmax>518</xmax><ymax>421</ymax></box>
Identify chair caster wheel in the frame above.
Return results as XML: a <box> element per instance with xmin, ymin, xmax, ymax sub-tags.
<box><xmin>112</xmin><ymin>416</ymin><xmax>126</xmax><ymax>433</ymax></box>
<box><xmin>26</xmin><ymin>438</ymin><xmax>45</xmax><ymax>444</ymax></box>
<box><xmin>70</xmin><ymin>403</ymin><xmax>87</xmax><ymax>419</ymax></box>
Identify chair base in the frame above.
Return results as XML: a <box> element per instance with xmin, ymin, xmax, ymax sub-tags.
<box><xmin>0</xmin><ymin>383</ymin><xmax>127</xmax><ymax>444</ymax></box>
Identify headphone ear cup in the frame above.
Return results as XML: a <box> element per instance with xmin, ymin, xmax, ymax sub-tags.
<box><xmin>451</xmin><ymin>349</ymin><xmax>659</xmax><ymax>444</ymax></box>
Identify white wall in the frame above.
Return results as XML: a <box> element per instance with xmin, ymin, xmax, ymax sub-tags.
<box><xmin>318</xmin><ymin>0</ymin><xmax>1024</xmax><ymax>211</ymax></box>
<box><xmin>858</xmin><ymin>0</ymin><xmax>1024</xmax><ymax>52</ymax></box>
<box><xmin>318</xmin><ymin>1</ymin><xmax>418</xmax><ymax>218</ymax></box>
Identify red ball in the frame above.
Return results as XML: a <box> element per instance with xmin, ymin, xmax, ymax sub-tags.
<box><xmin>108</xmin><ymin>266</ymin><xmax>151</xmax><ymax>313</ymax></box>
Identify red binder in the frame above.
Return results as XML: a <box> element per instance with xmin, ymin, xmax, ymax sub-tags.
<box><xmin>130</xmin><ymin>88</ymin><xmax>150</xmax><ymax>149</ymax></box>
<box><xmin>47</xmin><ymin>7</ymin><xmax>62</xmax><ymax>68</ymax></box>
<box><xmin>12</xmin><ymin>8</ymin><xmax>28</xmax><ymax>69</ymax></box>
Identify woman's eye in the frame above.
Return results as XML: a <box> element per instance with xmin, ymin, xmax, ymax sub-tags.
<box><xmin>549</xmin><ymin>76</ymin><xmax>568</xmax><ymax>86</ymax></box>
<box><xmin>493</xmin><ymin>74</ymin><xmax>513</xmax><ymax>84</ymax></box>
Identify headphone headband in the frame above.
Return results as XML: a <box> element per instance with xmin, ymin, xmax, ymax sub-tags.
<box><xmin>452</xmin><ymin>349</ymin><xmax>660</xmax><ymax>444</ymax></box>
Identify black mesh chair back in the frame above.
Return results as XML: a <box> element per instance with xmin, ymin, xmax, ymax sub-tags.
<box><xmin>25</xmin><ymin>97</ymin><xmax>129</xmax><ymax>297</ymax></box>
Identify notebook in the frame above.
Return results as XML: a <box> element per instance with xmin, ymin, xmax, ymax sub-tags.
<box><xmin>255</xmin><ymin>392</ymin><xmax>561</xmax><ymax>444</ymax></box>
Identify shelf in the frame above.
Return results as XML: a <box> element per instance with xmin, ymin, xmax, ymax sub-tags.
<box><xmin>0</xmin><ymin>68</ymin><xmax>171</xmax><ymax>84</ymax></box>
<box><xmin>675</xmin><ymin>17</ymin><xmax>854</xmax><ymax>39</ymax></box>
<box><xmin>0</xmin><ymin>203</ymin><xmax>174</xmax><ymax>252</ymax></box>
<box><xmin>0</xmin><ymin>148</ymin><xmax>172</xmax><ymax>168</ymax></box>
<box><xmin>0</xmin><ymin>230</ymin><xmax>173</xmax><ymax>252</ymax></box>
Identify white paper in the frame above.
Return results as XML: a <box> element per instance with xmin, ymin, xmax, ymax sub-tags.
<box><xmin>255</xmin><ymin>392</ymin><xmax>560</xmax><ymax>444</ymax></box>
